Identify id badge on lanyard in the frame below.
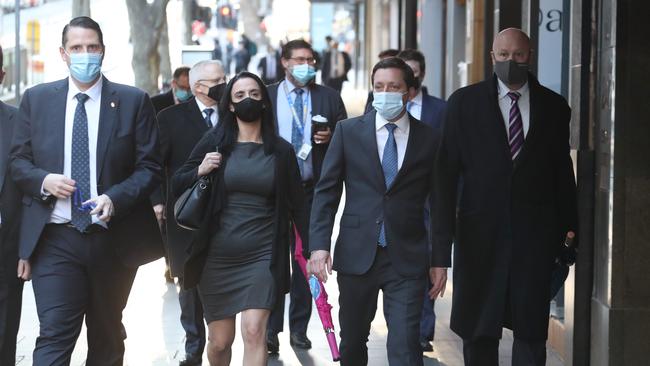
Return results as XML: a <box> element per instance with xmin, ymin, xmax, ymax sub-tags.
<box><xmin>283</xmin><ymin>82</ymin><xmax>311</xmax><ymax>160</ymax></box>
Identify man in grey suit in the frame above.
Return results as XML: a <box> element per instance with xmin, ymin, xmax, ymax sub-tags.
<box><xmin>308</xmin><ymin>57</ymin><xmax>438</xmax><ymax>366</ymax></box>
<box><xmin>10</xmin><ymin>17</ymin><xmax>163</xmax><ymax>365</ymax></box>
<box><xmin>0</xmin><ymin>44</ymin><xmax>24</xmax><ymax>366</ymax></box>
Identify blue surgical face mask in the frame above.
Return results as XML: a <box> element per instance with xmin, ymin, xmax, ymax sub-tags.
<box><xmin>291</xmin><ymin>63</ymin><xmax>316</xmax><ymax>86</ymax></box>
<box><xmin>66</xmin><ymin>52</ymin><xmax>103</xmax><ymax>84</ymax></box>
<box><xmin>174</xmin><ymin>88</ymin><xmax>192</xmax><ymax>102</ymax></box>
<box><xmin>372</xmin><ymin>91</ymin><xmax>406</xmax><ymax>120</ymax></box>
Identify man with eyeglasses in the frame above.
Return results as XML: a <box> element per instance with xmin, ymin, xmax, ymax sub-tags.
<box><xmin>151</xmin><ymin>59</ymin><xmax>226</xmax><ymax>366</ymax></box>
<box><xmin>265</xmin><ymin>39</ymin><xmax>347</xmax><ymax>353</ymax></box>
<box><xmin>10</xmin><ymin>17</ymin><xmax>163</xmax><ymax>365</ymax></box>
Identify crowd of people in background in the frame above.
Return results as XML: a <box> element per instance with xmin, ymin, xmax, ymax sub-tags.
<box><xmin>0</xmin><ymin>14</ymin><xmax>578</xmax><ymax>366</ymax></box>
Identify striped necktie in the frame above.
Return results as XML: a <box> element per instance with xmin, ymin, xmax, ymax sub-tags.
<box><xmin>507</xmin><ymin>92</ymin><xmax>524</xmax><ymax>159</ymax></box>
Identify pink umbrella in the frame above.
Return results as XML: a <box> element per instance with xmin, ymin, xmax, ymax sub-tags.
<box><xmin>293</xmin><ymin>227</ymin><xmax>341</xmax><ymax>361</ymax></box>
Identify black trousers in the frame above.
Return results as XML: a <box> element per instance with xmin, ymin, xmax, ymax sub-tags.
<box><xmin>0</xmin><ymin>237</ymin><xmax>24</xmax><ymax>365</ymax></box>
<box><xmin>463</xmin><ymin>337</ymin><xmax>546</xmax><ymax>366</ymax></box>
<box><xmin>177</xmin><ymin>277</ymin><xmax>206</xmax><ymax>357</ymax></box>
<box><xmin>268</xmin><ymin>184</ymin><xmax>314</xmax><ymax>336</ymax></box>
<box><xmin>31</xmin><ymin>224</ymin><xmax>137</xmax><ymax>366</ymax></box>
<box><xmin>338</xmin><ymin>247</ymin><xmax>425</xmax><ymax>366</ymax></box>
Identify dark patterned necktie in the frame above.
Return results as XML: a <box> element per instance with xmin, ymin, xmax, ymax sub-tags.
<box><xmin>71</xmin><ymin>93</ymin><xmax>92</xmax><ymax>232</ymax></box>
<box><xmin>203</xmin><ymin>108</ymin><xmax>214</xmax><ymax>128</ymax></box>
<box><xmin>291</xmin><ymin>88</ymin><xmax>305</xmax><ymax>175</ymax></box>
<box><xmin>378</xmin><ymin>123</ymin><xmax>398</xmax><ymax>247</ymax></box>
<box><xmin>507</xmin><ymin>92</ymin><xmax>524</xmax><ymax>159</ymax></box>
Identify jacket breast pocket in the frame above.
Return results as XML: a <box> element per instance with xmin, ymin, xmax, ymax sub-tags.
<box><xmin>340</xmin><ymin>214</ymin><xmax>359</xmax><ymax>228</ymax></box>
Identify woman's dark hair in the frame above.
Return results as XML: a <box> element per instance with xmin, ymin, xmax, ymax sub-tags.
<box><xmin>217</xmin><ymin>71</ymin><xmax>277</xmax><ymax>156</ymax></box>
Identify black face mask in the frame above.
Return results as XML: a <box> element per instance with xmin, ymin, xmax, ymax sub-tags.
<box><xmin>232</xmin><ymin>97</ymin><xmax>265</xmax><ymax>123</ymax></box>
<box><xmin>207</xmin><ymin>83</ymin><xmax>226</xmax><ymax>103</ymax></box>
<box><xmin>494</xmin><ymin>60</ymin><xmax>529</xmax><ymax>86</ymax></box>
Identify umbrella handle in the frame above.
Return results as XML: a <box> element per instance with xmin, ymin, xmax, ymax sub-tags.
<box><xmin>326</xmin><ymin>332</ymin><xmax>341</xmax><ymax>361</ymax></box>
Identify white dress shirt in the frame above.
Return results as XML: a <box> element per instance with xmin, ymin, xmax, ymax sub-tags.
<box><xmin>277</xmin><ymin>78</ymin><xmax>313</xmax><ymax>181</ymax></box>
<box><xmin>375</xmin><ymin>110</ymin><xmax>410</xmax><ymax>170</ymax></box>
<box><xmin>195</xmin><ymin>98</ymin><xmax>219</xmax><ymax>127</ymax></box>
<box><xmin>407</xmin><ymin>89</ymin><xmax>423</xmax><ymax>120</ymax></box>
<box><xmin>48</xmin><ymin>77</ymin><xmax>103</xmax><ymax>225</ymax></box>
<box><xmin>497</xmin><ymin>78</ymin><xmax>530</xmax><ymax>139</ymax></box>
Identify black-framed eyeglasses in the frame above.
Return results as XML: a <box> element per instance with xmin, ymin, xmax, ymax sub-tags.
<box><xmin>289</xmin><ymin>57</ymin><xmax>316</xmax><ymax>65</ymax></box>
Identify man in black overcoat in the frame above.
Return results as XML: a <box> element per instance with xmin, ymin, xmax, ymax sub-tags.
<box><xmin>432</xmin><ymin>28</ymin><xmax>578</xmax><ymax>366</ymax></box>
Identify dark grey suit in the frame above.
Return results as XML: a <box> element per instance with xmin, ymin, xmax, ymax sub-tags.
<box><xmin>310</xmin><ymin>111</ymin><xmax>438</xmax><ymax>366</ymax></box>
<box><xmin>0</xmin><ymin>101</ymin><xmax>23</xmax><ymax>366</ymax></box>
<box><xmin>10</xmin><ymin>76</ymin><xmax>163</xmax><ymax>365</ymax></box>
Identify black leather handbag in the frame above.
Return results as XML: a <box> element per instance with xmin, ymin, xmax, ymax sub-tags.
<box><xmin>174</xmin><ymin>175</ymin><xmax>211</xmax><ymax>230</ymax></box>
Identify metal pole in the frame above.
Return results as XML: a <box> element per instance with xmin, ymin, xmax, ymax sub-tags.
<box><xmin>14</xmin><ymin>0</ymin><xmax>20</xmax><ymax>102</ymax></box>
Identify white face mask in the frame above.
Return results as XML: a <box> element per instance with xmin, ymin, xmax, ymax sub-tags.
<box><xmin>372</xmin><ymin>91</ymin><xmax>406</xmax><ymax>120</ymax></box>
<box><xmin>66</xmin><ymin>51</ymin><xmax>103</xmax><ymax>83</ymax></box>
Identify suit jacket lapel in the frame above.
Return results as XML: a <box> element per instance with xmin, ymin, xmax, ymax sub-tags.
<box><xmin>47</xmin><ymin>79</ymin><xmax>69</xmax><ymax>175</ymax></box>
<box><xmin>310</xmin><ymin>84</ymin><xmax>322</xmax><ymax>120</ymax></box>
<box><xmin>361</xmin><ymin>112</ymin><xmax>386</xmax><ymax>191</ymax></box>
<box><xmin>188</xmin><ymin>99</ymin><xmax>209</xmax><ymax>132</ymax></box>
<box><xmin>96</xmin><ymin>77</ymin><xmax>119</xmax><ymax>180</ymax></box>
<box><xmin>486</xmin><ymin>76</ymin><xmax>513</xmax><ymax>163</ymax></box>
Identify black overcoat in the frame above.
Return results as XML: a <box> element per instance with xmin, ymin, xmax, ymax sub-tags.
<box><xmin>433</xmin><ymin>75</ymin><xmax>578</xmax><ymax>341</ymax></box>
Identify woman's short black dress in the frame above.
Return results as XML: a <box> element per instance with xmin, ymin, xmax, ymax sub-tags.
<box><xmin>199</xmin><ymin>142</ymin><xmax>276</xmax><ymax>323</ymax></box>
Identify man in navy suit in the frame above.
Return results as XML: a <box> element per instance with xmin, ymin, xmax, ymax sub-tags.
<box><xmin>10</xmin><ymin>17</ymin><xmax>163</xmax><ymax>365</ymax></box>
<box><xmin>398</xmin><ymin>48</ymin><xmax>446</xmax><ymax>353</ymax></box>
<box><xmin>0</xmin><ymin>44</ymin><xmax>24</xmax><ymax>366</ymax></box>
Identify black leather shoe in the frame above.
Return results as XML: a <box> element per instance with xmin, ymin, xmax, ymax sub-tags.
<box><xmin>179</xmin><ymin>353</ymin><xmax>202</xmax><ymax>366</ymax></box>
<box><xmin>267</xmin><ymin>332</ymin><xmax>280</xmax><ymax>354</ymax></box>
<box><xmin>420</xmin><ymin>340</ymin><xmax>433</xmax><ymax>352</ymax></box>
<box><xmin>290</xmin><ymin>332</ymin><xmax>312</xmax><ymax>349</ymax></box>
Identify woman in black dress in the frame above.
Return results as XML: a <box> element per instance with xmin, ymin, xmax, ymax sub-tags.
<box><xmin>171</xmin><ymin>72</ymin><xmax>309</xmax><ymax>365</ymax></box>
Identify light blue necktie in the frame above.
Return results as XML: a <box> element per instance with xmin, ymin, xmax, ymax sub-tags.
<box><xmin>378</xmin><ymin>123</ymin><xmax>398</xmax><ymax>247</ymax></box>
<box><xmin>71</xmin><ymin>93</ymin><xmax>92</xmax><ymax>232</ymax></box>
<box><xmin>291</xmin><ymin>88</ymin><xmax>305</xmax><ymax>175</ymax></box>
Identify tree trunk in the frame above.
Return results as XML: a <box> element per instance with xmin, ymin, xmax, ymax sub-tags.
<box><xmin>125</xmin><ymin>0</ymin><xmax>169</xmax><ymax>95</ymax></box>
<box><xmin>72</xmin><ymin>0</ymin><xmax>91</xmax><ymax>17</ymax></box>
<box><xmin>182</xmin><ymin>0</ymin><xmax>194</xmax><ymax>45</ymax></box>
<box><xmin>158</xmin><ymin>16</ymin><xmax>172</xmax><ymax>86</ymax></box>
<box><xmin>240</xmin><ymin>0</ymin><xmax>262</xmax><ymax>46</ymax></box>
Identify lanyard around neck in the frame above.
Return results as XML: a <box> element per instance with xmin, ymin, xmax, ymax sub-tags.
<box><xmin>282</xmin><ymin>81</ymin><xmax>310</xmax><ymax>132</ymax></box>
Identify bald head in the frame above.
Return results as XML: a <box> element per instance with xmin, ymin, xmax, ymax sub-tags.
<box><xmin>491</xmin><ymin>28</ymin><xmax>532</xmax><ymax>64</ymax></box>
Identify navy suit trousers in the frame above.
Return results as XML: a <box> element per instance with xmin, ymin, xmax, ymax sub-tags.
<box><xmin>31</xmin><ymin>224</ymin><xmax>136</xmax><ymax>366</ymax></box>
